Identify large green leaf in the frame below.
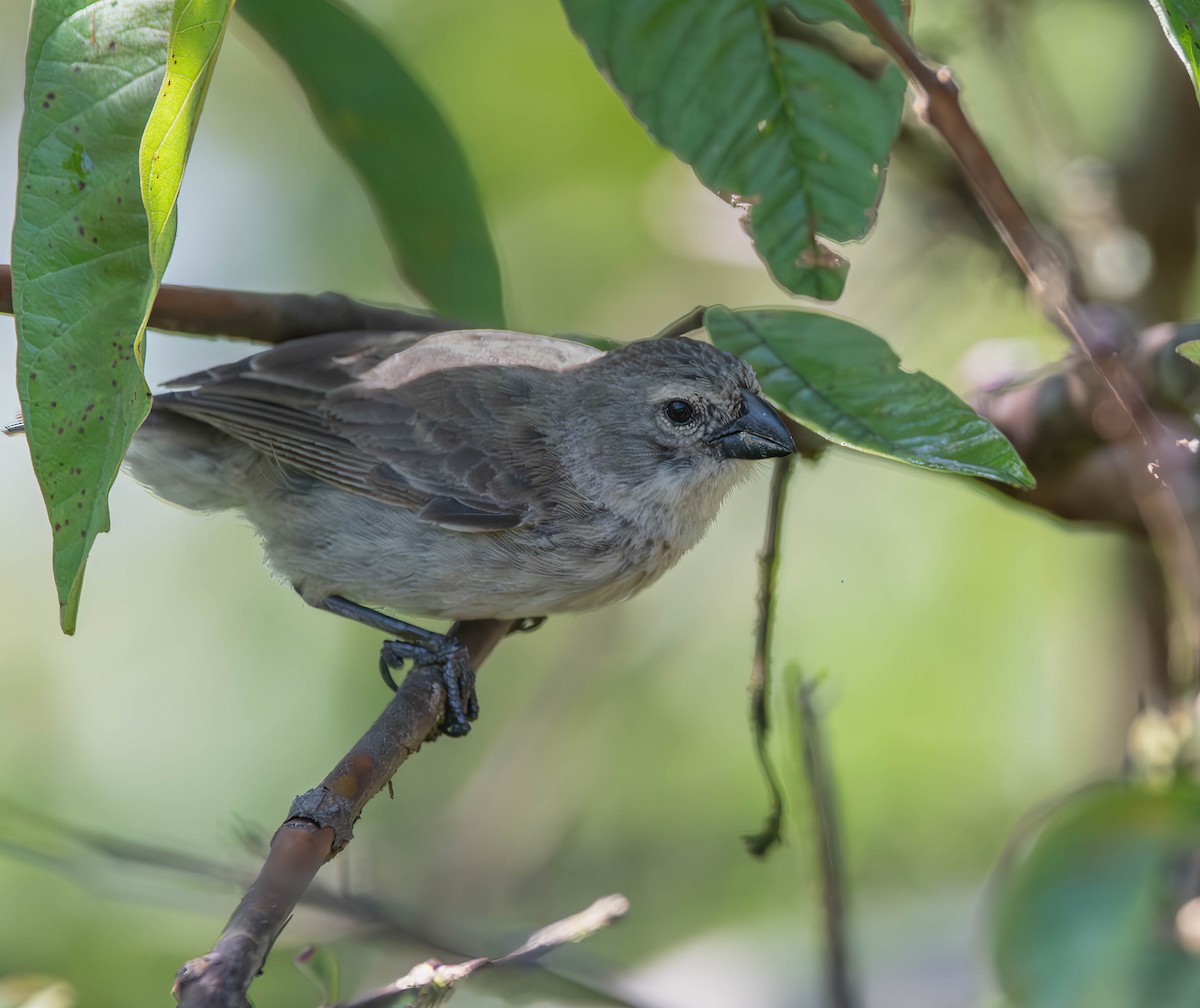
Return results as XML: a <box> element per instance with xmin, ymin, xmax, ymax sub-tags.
<box><xmin>237</xmin><ymin>0</ymin><xmax>505</xmax><ymax>327</ymax></box>
<box><xmin>561</xmin><ymin>0</ymin><xmax>907</xmax><ymax>300</ymax></box>
<box><xmin>13</xmin><ymin>0</ymin><xmax>174</xmax><ymax>633</ymax></box>
<box><xmin>141</xmin><ymin>0</ymin><xmax>235</xmax><ymax>276</ymax></box>
<box><xmin>706</xmin><ymin>305</ymin><xmax>1035</xmax><ymax>487</ymax></box>
<box><xmin>1148</xmin><ymin>1</ymin><xmax>1200</xmax><ymax>100</ymax></box>
<box><xmin>991</xmin><ymin>784</ymin><xmax>1200</xmax><ymax>1008</ymax></box>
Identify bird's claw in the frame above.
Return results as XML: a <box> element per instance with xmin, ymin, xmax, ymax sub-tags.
<box><xmin>379</xmin><ymin>637</ymin><xmax>477</xmax><ymax>737</ymax></box>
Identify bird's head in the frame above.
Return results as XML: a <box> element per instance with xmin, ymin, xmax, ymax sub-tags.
<box><xmin>557</xmin><ymin>337</ymin><xmax>794</xmax><ymax>533</ymax></box>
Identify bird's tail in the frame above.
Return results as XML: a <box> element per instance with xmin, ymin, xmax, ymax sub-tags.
<box><xmin>8</xmin><ymin>409</ymin><xmax>247</xmax><ymax>511</ymax></box>
<box><xmin>125</xmin><ymin>411</ymin><xmax>253</xmax><ymax>512</ymax></box>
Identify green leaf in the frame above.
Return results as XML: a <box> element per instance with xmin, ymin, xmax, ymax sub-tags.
<box><xmin>13</xmin><ymin>0</ymin><xmax>174</xmax><ymax>633</ymax></box>
<box><xmin>561</xmin><ymin>0</ymin><xmax>907</xmax><ymax>300</ymax></box>
<box><xmin>706</xmin><ymin>305</ymin><xmax>1035</xmax><ymax>487</ymax></box>
<box><xmin>141</xmin><ymin>0</ymin><xmax>235</xmax><ymax>276</ymax></box>
<box><xmin>237</xmin><ymin>0</ymin><xmax>505</xmax><ymax>327</ymax></box>
<box><xmin>1148</xmin><ymin>1</ymin><xmax>1200</xmax><ymax>101</ymax></box>
<box><xmin>1177</xmin><ymin>339</ymin><xmax>1200</xmax><ymax>366</ymax></box>
<box><xmin>991</xmin><ymin>783</ymin><xmax>1200</xmax><ymax>1008</ymax></box>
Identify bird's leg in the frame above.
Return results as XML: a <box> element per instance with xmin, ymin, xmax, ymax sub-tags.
<box><xmin>317</xmin><ymin>595</ymin><xmax>477</xmax><ymax>737</ymax></box>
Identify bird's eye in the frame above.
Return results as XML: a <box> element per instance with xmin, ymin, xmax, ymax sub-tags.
<box><xmin>663</xmin><ymin>399</ymin><xmax>696</xmax><ymax>425</ymax></box>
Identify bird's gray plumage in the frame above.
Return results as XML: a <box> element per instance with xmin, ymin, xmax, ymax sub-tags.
<box><xmin>126</xmin><ymin>329</ymin><xmax>793</xmax><ymax>620</ymax></box>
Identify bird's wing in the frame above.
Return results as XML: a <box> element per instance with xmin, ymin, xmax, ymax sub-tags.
<box><xmin>163</xmin><ymin>330</ymin><xmax>429</xmax><ymax>392</ymax></box>
<box><xmin>155</xmin><ymin>330</ymin><xmax>598</xmax><ymax>530</ymax></box>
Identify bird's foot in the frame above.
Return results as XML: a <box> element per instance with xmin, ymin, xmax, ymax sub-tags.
<box><xmin>318</xmin><ymin>597</ymin><xmax>479</xmax><ymax>737</ymax></box>
<box><xmin>379</xmin><ymin>636</ymin><xmax>478</xmax><ymax>738</ymax></box>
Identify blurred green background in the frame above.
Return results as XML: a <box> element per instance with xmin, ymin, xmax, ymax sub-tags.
<box><xmin>0</xmin><ymin>0</ymin><xmax>1183</xmax><ymax>1005</ymax></box>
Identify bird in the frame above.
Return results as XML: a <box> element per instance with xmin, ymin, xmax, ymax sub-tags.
<box><xmin>32</xmin><ymin>328</ymin><xmax>797</xmax><ymax>734</ymax></box>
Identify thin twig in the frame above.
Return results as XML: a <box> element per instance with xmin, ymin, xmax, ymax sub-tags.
<box><xmin>843</xmin><ymin>1</ymin><xmax>1072</xmax><ymax>325</ymax></box>
<box><xmin>845</xmin><ymin>0</ymin><xmax>1200</xmax><ymax>686</ymax></box>
<box><xmin>331</xmin><ymin>895</ymin><xmax>631</xmax><ymax>1008</ymax></box>
<box><xmin>650</xmin><ymin>305</ymin><xmax>706</xmax><ymax>341</ymax></box>
<box><xmin>842</xmin><ymin>1</ymin><xmax>1144</xmax><ymax>402</ymax></box>
<box><xmin>794</xmin><ymin>673</ymin><xmax>859</xmax><ymax>1008</ymax></box>
<box><xmin>173</xmin><ymin>619</ymin><xmax>515</xmax><ymax>1008</ymax></box>
<box><xmin>744</xmin><ymin>454</ymin><xmax>796</xmax><ymax>857</ymax></box>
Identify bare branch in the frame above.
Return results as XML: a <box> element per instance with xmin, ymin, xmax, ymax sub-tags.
<box><xmin>0</xmin><ymin>264</ymin><xmax>454</xmax><ymax>343</ymax></box>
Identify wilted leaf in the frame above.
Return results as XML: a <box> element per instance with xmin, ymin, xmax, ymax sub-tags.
<box><xmin>13</xmin><ymin>0</ymin><xmax>173</xmax><ymax>632</ymax></box>
<box><xmin>706</xmin><ymin>305</ymin><xmax>1035</xmax><ymax>487</ymax></box>
<box><xmin>561</xmin><ymin>0</ymin><xmax>907</xmax><ymax>299</ymax></box>
<box><xmin>237</xmin><ymin>0</ymin><xmax>505</xmax><ymax>327</ymax></box>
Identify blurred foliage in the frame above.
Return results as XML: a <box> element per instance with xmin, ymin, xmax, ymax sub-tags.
<box><xmin>990</xmin><ymin>783</ymin><xmax>1200</xmax><ymax>1008</ymax></box>
<box><xmin>2</xmin><ymin>0</ymin><xmax>1199</xmax><ymax>1006</ymax></box>
<box><xmin>237</xmin><ymin>0</ymin><xmax>504</xmax><ymax>327</ymax></box>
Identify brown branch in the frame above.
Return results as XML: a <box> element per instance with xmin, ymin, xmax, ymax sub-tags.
<box><xmin>173</xmin><ymin>618</ymin><xmax>516</xmax><ymax>1008</ymax></box>
<box><xmin>0</xmin><ymin>264</ymin><xmax>455</xmax><ymax>343</ymax></box>
<box><xmin>843</xmin><ymin>2</ymin><xmax>1076</xmax><ymax>331</ymax></box>
<box><xmin>842</xmin><ymin>1</ymin><xmax>1147</xmax><ymax>419</ymax></box>
<box><xmin>975</xmin><ymin>332</ymin><xmax>1200</xmax><ymax>689</ymax></box>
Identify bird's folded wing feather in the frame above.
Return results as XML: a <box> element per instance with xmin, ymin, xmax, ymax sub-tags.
<box><xmin>155</xmin><ymin>332</ymin><xmax>564</xmax><ymax>531</ymax></box>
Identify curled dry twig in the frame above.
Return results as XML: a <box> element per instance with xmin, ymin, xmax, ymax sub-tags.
<box><xmin>329</xmin><ymin>894</ymin><xmax>632</xmax><ymax>1008</ymax></box>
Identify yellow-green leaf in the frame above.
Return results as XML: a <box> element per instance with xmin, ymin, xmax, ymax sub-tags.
<box><xmin>13</xmin><ymin>0</ymin><xmax>174</xmax><ymax>632</ymax></box>
<box><xmin>141</xmin><ymin>0</ymin><xmax>235</xmax><ymax>275</ymax></box>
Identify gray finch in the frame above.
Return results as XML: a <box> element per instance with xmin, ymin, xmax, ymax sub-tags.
<box><xmin>125</xmin><ymin>329</ymin><xmax>796</xmax><ymax>622</ymax></box>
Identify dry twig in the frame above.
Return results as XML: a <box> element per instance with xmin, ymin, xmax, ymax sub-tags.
<box><xmin>330</xmin><ymin>894</ymin><xmax>631</xmax><ymax>1008</ymax></box>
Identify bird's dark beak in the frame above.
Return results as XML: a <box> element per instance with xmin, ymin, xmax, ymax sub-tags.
<box><xmin>710</xmin><ymin>390</ymin><xmax>795</xmax><ymax>459</ymax></box>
